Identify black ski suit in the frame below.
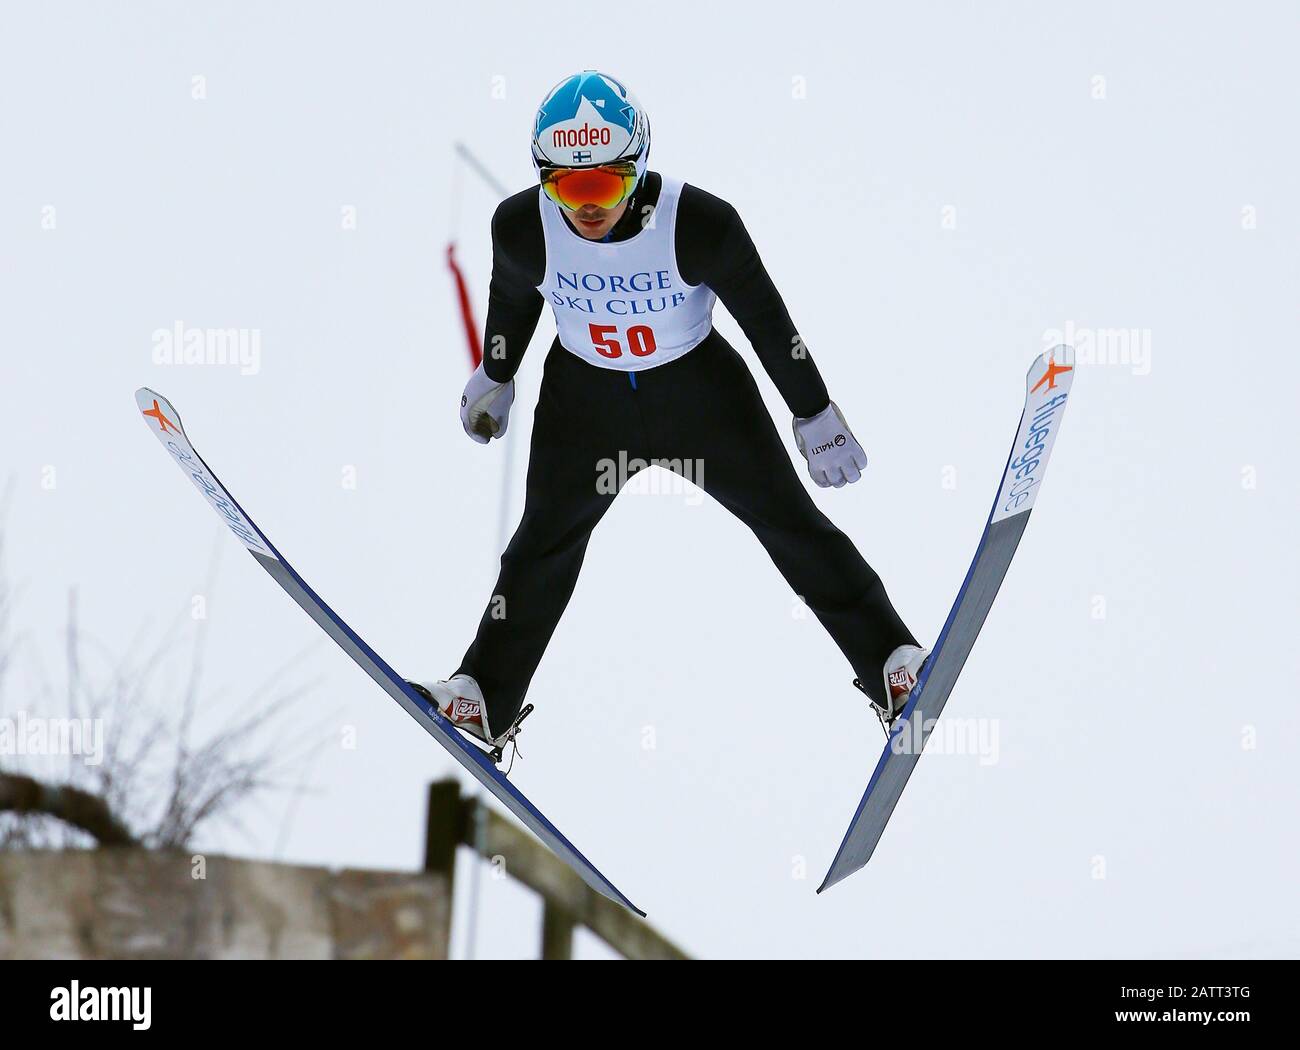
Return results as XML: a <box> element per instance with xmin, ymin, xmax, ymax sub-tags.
<box><xmin>456</xmin><ymin>173</ymin><xmax>916</xmax><ymax>725</ymax></box>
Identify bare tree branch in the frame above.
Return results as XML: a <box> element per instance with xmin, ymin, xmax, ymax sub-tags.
<box><xmin>0</xmin><ymin>772</ymin><xmax>136</xmax><ymax>846</ymax></box>
<box><xmin>0</xmin><ymin>508</ymin><xmax>329</xmax><ymax>854</ymax></box>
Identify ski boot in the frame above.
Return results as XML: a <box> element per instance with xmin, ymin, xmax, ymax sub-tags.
<box><xmin>854</xmin><ymin>644</ymin><xmax>930</xmax><ymax>734</ymax></box>
<box><xmin>406</xmin><ymin>673</ymin><xmax>533</xmax><ymax>766</ymax></box>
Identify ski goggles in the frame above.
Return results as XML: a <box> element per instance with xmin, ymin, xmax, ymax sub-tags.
<box><xmin>539</xmin><ymin>161</ymin><xmax>639</xmax><ymax>211</ymax></box>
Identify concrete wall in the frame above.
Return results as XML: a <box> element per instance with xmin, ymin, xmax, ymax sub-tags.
<box><xmin>0</xmin><ymin>850</ymin><xmax>451</xmax><ymax>960</ymax></box>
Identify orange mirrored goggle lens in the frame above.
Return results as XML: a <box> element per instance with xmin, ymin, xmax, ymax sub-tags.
<box><xmin>540</xmin><ymin>164</ymin><xmax>638</xmax><ymax>211</ymax></box>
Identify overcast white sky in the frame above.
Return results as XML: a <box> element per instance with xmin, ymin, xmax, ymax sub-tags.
<box><xmin>2</xmin><ymin>1</ymin><xmax>1297</xmax><ymax>958</ymax></box>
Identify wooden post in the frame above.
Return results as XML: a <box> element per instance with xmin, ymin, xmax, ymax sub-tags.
<box><xmin>540</xmin><ymin>902</ymin><xmax>576</xmax><ymax>960</ymax></box>
<box><xmin>423</xmin><ymin>779</ymin><xmax>465</xmax><ymax>893</ymax></box>
<box><xmin>440</xmin><ymin>782</ymin><xmax>689</xmax><ymax>960</ymax></box>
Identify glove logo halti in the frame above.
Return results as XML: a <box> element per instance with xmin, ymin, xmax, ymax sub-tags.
<box><xmin>809</xmin><ymin>432</ymin><xmax>847</xmax><ymax>456</ymax></box>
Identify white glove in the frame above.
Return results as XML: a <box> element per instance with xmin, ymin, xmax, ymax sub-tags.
<box><xmin>792</xmin><ymin>401</ymin><xmax>868</xmax><ymax>488</ymax></box>
<box><xmin>460</xmin><ymin>362</ymin><xmax>515</xmax><ymax>444</ymax></box>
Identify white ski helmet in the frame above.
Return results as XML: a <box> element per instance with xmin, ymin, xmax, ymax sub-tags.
<box><xmin>531</xmin><ymin>70</ymin><xmax>650</xmax><ymax>184</ymax></box>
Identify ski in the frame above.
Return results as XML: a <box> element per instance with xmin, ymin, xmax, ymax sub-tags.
<box><xmin>818</xmin><ymin>347</ymin><xmax>1076</xmax><ymax>894</ymax></box>
<box><xmin>135</xmin><ymin>388</ymin><xmax>644</xmax><ymax>917</ymax></box>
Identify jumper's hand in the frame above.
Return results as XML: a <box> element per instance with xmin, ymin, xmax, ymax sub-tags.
<box><xmin>460</xmin><ymin>362</ymin><xmax>515</xmax><ymax>444</ymax></box>
<box><xmin>792</xmin><ymin>401</ymin><xmax>868</xmax><ymax>488</ymax></box>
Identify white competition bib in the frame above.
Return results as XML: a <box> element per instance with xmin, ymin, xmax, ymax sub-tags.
<box><xmin>536</xmin><ymin>176</ymin><xmax>716</xmax><ymax>371</ymax></box>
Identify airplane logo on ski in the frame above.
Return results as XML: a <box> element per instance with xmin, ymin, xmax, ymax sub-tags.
<box><xmin>142</xmin><ymin>399</ymin><xmax>180</xmax><ymax>434</ymax></box>
<box><xmin>1031</xmin><ymin>356</ymin><xmax>1073</xmax><ymax>393</ymax></box>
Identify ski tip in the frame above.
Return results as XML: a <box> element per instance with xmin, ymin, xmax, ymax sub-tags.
<box><xmin>1023</xmin><ymin>345</ymin><xmax>1077</xmax><ymax>400</ymax></box>
<box><xmin>135</xmin><ymin>388</ymin><xmax>187</xmax><ymax>439</ymax></box>
<box><xmin>1033</xmin><ymin>343</ymin><xmax>1076</xmax><ymax>367</ymax></box>
<box><xmin>1027</xmin><ymin>344</ymin><xmax>1076</xmax><ymax>381</ymax></box>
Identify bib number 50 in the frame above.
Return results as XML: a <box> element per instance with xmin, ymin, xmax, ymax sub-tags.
<box><xmin>589</xmin><ymin>323</ymin><xmax>657</xmax><ymax>359</ymax></box>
